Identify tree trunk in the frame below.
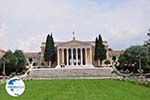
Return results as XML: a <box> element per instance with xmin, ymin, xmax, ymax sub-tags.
<box><xmin>47</xmin><ymin>61</ymin><xmax>49</xmax><ymax>67</ymax></box>
<box><xmin>98</xmin><ymin>60</ymin><xmax>102</xmax><ymax>66</ymax></box>
<box><xmin>100</xmin><ymin>60</ymin><xmax>102</xmax><ymax>66</ymax></box>
<box><xmin>98</xmin><ymin>60</ymin><xmax>100</xmax><ymax>66</ymax></box>
<box><xmin>49</xmin><ymin>61</ymin><xmax>51</xmax><ymax>68</ymax></box>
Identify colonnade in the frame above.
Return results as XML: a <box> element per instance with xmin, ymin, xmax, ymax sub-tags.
<box><xmin>57</xmin><ymin>47</ymin><xmax>92</xmax><ymax>66</ymax></box>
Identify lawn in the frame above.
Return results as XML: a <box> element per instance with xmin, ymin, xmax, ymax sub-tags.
<box><xmin>0</xmin><ymin>79</ymin><xmax>150</xmax><ymax>100</ymax></box>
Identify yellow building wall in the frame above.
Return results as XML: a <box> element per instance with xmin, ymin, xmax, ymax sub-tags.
<box><xmin>92</xmin><ymin>46</ymin><xmax>98</xmax><ymax>66</ymax></box>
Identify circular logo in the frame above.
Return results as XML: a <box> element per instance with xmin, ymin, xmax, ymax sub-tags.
<box><xmin>5</xmin><ymin>77</ymin><xmax>25</xmax><ymax>97</ymax></box>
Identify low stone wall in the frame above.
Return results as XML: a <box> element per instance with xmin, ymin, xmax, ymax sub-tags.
<box><xmin>27</xmin><ymin>67</ymin><xmax>116</xmax><ymax>79</ymax></box>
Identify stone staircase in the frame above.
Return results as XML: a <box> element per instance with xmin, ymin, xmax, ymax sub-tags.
<box><xmin>27</xmin><ymin>67</ymin><xmax>117</xmax><ymax>79</ymax></box>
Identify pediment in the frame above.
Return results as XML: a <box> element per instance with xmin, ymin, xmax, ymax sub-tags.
<box><xmin>57</xmin><ymin>40</ymin><xmax>91</xmax><ymax>47</ymax></box>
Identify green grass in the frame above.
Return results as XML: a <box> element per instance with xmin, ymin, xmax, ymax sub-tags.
<box><xmin>0</xmin><ymin>79</ymin><xmax>150</xmax><ymax>100</ymax></box>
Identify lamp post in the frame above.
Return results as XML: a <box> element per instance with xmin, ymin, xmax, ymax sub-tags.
<box><xmin>137</xmin><ymin>55</ymin><xmax>143</xmax><ymax>74</ymax></box>
<box><xmin>2</xmin><ymin>57</ymin><xmax>6</xmax><ymax>75</ymax></box>
<box><xmin>148</xmin><ymin>29</ymin><xmax>150</xmax><ymax>42</ymax></box>
<box><xmin>148</xmin><ymin>33</ymin><xmax>150</xmax><ymax>37</ymax></box>
<box><xmin>138</xmin><ymin>57</ymin><xmax>141</xmax><ymax>70</ymax></box>
<box><xmin>148</xmin><ymin>29</ymin><xmax>150</xmax><ymax>36</ymax></box>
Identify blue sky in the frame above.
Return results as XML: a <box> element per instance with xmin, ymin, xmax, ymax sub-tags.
<box><xmin>0</xmin><ymin>0</ymin><xmax>150</xmax><ymax>51</ymax></box>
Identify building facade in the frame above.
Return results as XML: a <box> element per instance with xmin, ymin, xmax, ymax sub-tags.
<box><xmin>40</xmin><ymin>37</ymin><xmax>109</xmax><ymax>68</ymax></box>
<box><xmin>108</xmin><ymin>49</ymin><xmax>124</xmax><ymax>64</ymax></box>
<box><xmin>24</xmin><ymin>52</ymin><xmax>41</xmax><ymax>66</ymax></box>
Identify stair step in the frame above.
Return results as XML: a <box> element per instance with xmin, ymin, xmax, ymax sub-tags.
<box><xmin>27</xmin><ymin>67</ymin><xmax>116</xmax><ymax>79</ymax></box>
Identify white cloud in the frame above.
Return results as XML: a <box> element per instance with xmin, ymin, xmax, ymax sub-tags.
<box><xmin>0</xmin><ymin>0</ymin><xmax>150</xmax><ymax>51</ymax></box>
<box><xmin>16</xmin><ymin>32</ymin><xmax>47</xmax><ymax>52</ymax></box>
<box><xmin>0</xmin><ymin>23</ymin><xmax>9</xmax><ymax>50</ymax></box>
<box><xmin>0</xmin><ymin>23</ymin><xmax>7</xmax><ymax>37</ymax></box>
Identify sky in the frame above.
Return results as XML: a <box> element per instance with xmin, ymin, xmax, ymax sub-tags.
<box><xmin>0</xmin><ymin>0</ymin><xmax>150</xmax><ymax>52</ymax></box>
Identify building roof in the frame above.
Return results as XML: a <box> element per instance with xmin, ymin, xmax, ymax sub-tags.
<box><xmin>57</xmin><ymin>39</ymin><xmax>92</xmax><ymax>47</ymax></box>
<box><xmin>108</xmin><ymin>50</ymin><xmax>124</xmax><ymax>57</ymax></box>
<box><xmin>41</xmin><ymin>40</ymin><xmax>108</xmax><ymax>48</ymax></box>
<box><xmin>109</xmin><ymin>50</ymin><xmax>124</xmax><ymax>54</ymax></box>
<box><xmin>0</xmin><ymin>49</ymin><xmax>5</xmax><ymax>58</ymax></box>
<box><xmin>0</xmin><ymin>49</ymin><xmax>5</xmax><ymax>53</ymax></box>
<box><xmin>24</xmin><ymin>52</ymin><xmax>41</xmax><ymax>57</ymax></box>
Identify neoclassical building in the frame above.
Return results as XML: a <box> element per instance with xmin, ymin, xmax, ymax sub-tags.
<box><xmin>40</xmin><ymin>36</ymin><xmax>109</xmax><ymax>68</ymax></box>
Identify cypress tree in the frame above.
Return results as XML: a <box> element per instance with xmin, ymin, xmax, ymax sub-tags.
<box><xmin>94</xmin><ymin>34</ymin><xmax>106</xmax><ymax>66</ymax></box>
<box><xmin>44</xmin><ymin>34</ymin><xmax>56</xmax><ymax>67</ymax></box>
<box><xmin>49</xmin><ymin>34</ymin><xmax>56</xmax><ymax>64</ymax></box>
<box><xmin>94</xmin><ymin>37</ymin><xmax>98</xmax><ymax>61</ymax></box>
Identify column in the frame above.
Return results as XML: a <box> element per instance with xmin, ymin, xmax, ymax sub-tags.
<box><xmin>85</xmin><ymin>48</ymin><xmax>88</xmax><ymax>65</ymax></box>
<box><xmin>57</xmin><ymin>48</ymin><xmax>60</xmax><ymax>65</ymax></box>
<box><xmin>62</xmin><ymin>48</ymin><xmax>64</xmax><ymax>64</ymax></box>
<box><xmin>90</xmin><ymin>47</ymin><xmax>92</xmax><ymax>65</ymax></box>
<box><xmin>71</xmin><ymin>48</ymin><xmax>74</xmax><ymax>65</ymax></box>
<box><xmin>80</xmin><ymin>48</ymin><xmax>83</xmax><ymax>65</ymax></box>
<box><xmin>76</xmin><ymin>48</ymin><xmax>78</xmax><ymax>65</ymax></box>
<box><xmin>66</xmin><ymin>48</ymin><xmax>69</xmax><ymax>65</ymax></box>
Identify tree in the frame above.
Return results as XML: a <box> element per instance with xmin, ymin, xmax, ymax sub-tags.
<box><xmin>112</xmin><ymin>56</ymin><xmax>116</xmax><ymax>64</ymax></box>
<box><xmin>1</xmin><ymin>50</ymin><xmax>17</xmax><ymax>75</ymax></box>
<box><xmin>44</xmin><ymin>34</ymin><xmax>56</xmax><ymax>67</ymax></box>
<box><xmin>118</xmin><ymin>45</ymin><xmax>149</xmax><ymax>73</ymax></box>
<box><xmin>94</xmin><ymin>37</ymin><xmax>98</xmax><ymax>61</ymax></box>
<box><xmin>14</xmin><ymin>50</ymin><xmax>27</xmax><ymax>73</ymax></box>
<box><xmin>144</xmin><ymin>30</ymin><xmax>150</xmax><ymax>67</ymax></box>
<box><xmin>144</xmin><ymin>29</ymin><xmax>150</xmax><ymax>51</ymax></box>
<box><xmin>0</xmin><ymin>50</ymin><xmax>27</xmax><ymax>75</ymax></box>
<box><xmin>50</xmin><ymin>34</ymin><xmax>56</xmax><ymax>63</ymax></box>
<box><xmin>0</xmin><ymin>59</ymin><xmax>3</xmax><ymax>74</ymax></box>
<box><xmin>94</xmin><ymin>34</ymin><xmax>106</xmax><ymax>66</ymax></box>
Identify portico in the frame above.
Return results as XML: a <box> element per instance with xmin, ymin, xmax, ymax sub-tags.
<box><xmin>40</xmin><ymin>35</ymin><xmax>109</xmax><ymax>68</ymax></box>
<box><xmin>56</xmin><ymin>40</ymin><xmax>93</xmax><ymax>68</ymax></box>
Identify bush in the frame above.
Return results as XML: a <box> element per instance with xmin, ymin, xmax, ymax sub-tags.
<box><xmin>41</xmin><ymin>62</ymin><xmax>45</xmax><ymax>66</ymax></box>
<box><xmin>143</xmin><ymin>66</ymin><xmax>150</xmax><ymax>73</ymax></box>
<box><xmin>104</xmin><ymin>59</ymin><xmax>111</xmax><ymax>66</ymax></box>
<box><xmin>33</xmin><ymin>63</ymin><xmax>38</xmax><ymax>66</ymax></box>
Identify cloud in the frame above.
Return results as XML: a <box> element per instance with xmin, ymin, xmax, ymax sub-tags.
<box><xmin>0</xmin><ymin>23</ymin><xmax>9</xmax><ymax>50</ymax></box>
<box><xmin>0</xmin><ymin>23</ymin><xmax>7</xmax><ymax>38</ymax></box>
<box><xmin>0</xmin><ymin>0</ymin><xmax>150</xmax><ymax>51</ymax></box>
<box><xmin>16</xmin><ymin>32</ymin><xmax>47</xmax><ymax>52</ymax></box>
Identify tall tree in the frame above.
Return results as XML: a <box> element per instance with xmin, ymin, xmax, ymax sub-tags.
<box><xmin>14</xmin><ymin>50</ymin><xmax>27</xmax><ymax>72</ymax></box>
<box><xmin>50</xmin><ymin>34</ymin><xmax>56</xmax><ymax>64</ymax></box>
<box><xmin>94</xmin><ymin>37</ymin><xmax>98</xmax><ymax>61</ymax></box>
<box><xmin>144</xmin><ymin>29</ymin><xmax>150</xmax><ymax>66</ymax></box>
<box><xmin>44</xmin><ymin>34</ymin><xmax>56</xmax><ymax>67</ymax></box>
<box><xmin>94</xmin><ymin>34</ymin><xmax>106</xmax><ymax>66</ymax></box>
<box><xmin>144</xmin><ymin>30</ymin><xmax>150</xmax><ymax>51</ymax></box>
